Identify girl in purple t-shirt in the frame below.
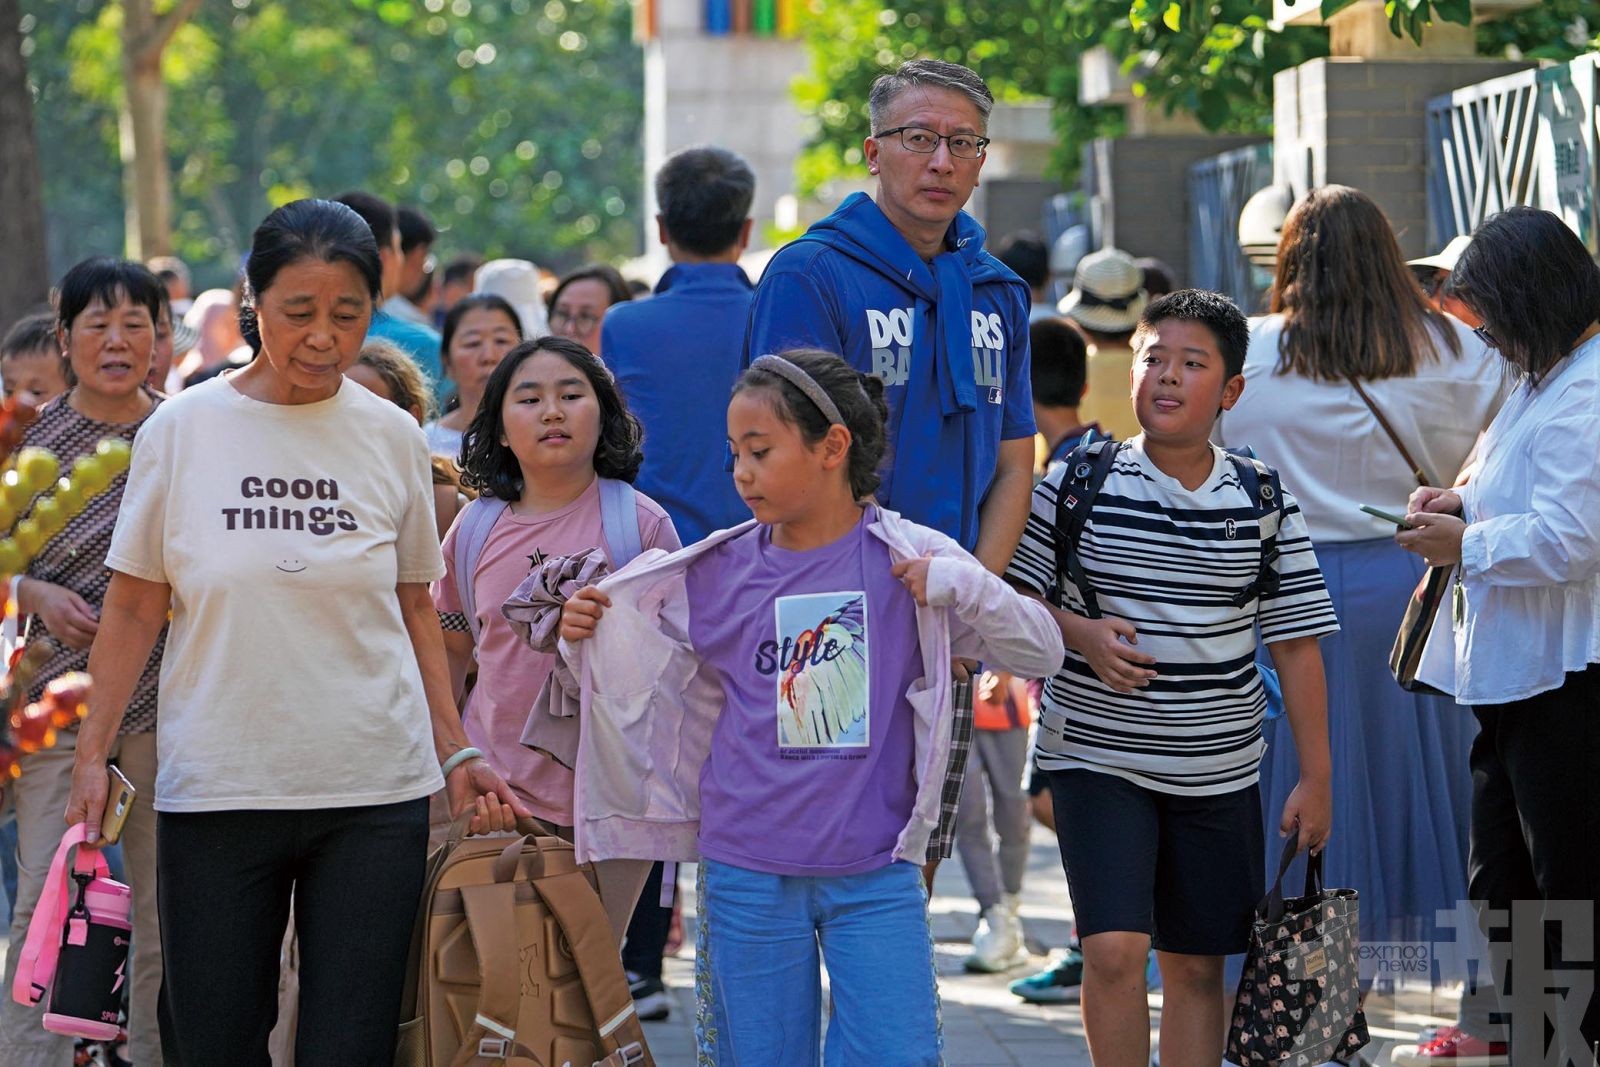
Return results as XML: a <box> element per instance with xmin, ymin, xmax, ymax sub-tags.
<box><xmin>560</xmin><ymin>350</ymin><xmax>1061</xmax><ymax>1065</ymax></box>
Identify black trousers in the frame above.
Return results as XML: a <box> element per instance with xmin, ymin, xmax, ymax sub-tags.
<box><xmin>156</xmin><ymin>798</ymin><xmax>428</xmax><ymax>1066</ymax></box>
<box><xmin>621</xmin><ymin>860</ymin><xmax>674</xmax><ymax>982</ymax></box>
<box><xmin>1470</xmin><ymin>665</ymin><xmax>1600</xmax><ymax>1061</ymax></box>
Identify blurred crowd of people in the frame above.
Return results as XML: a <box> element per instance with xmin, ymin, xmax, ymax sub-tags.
<box><xmin>1</xmin><ymin>55</ymin><xmax>1596</xmax><ymax>1067</ymax></box>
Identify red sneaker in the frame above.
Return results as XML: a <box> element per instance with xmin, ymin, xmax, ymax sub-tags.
<box><xmin>1391</xmin><ymin>1026</ymin><xmax>1509</xmax><ymax>1066</ymax></box>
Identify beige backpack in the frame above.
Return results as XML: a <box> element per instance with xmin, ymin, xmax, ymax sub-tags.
<box><xmin>396</xmin><ymin>818</ymin><xmax>653</xmax><ymax>1067</ymax></box>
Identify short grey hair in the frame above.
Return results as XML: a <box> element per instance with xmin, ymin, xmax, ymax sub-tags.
<box><xmin>868</xmin><ymin>59</ymin><xmax>994</xmax><ymax>133</ymax></box>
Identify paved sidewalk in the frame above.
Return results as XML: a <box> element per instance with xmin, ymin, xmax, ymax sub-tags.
<box><xmin>640</xmin><ymin>825</ymin><xmax>1456</xmax><ymax>1066</ymax></box>
<box><xmin>0</xmin><ymin>822</ymin><xmax>1456</xmax><ymax>1064</ymax></box>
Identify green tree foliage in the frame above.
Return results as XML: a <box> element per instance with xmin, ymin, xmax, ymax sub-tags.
<box><xmin>793</xmin><ymin>0</ymin><xmax>1328</xmax><ymax>194</ymax></box>
<box><xmin>1476</xmin><ymin>0</ymin><xmax>1600</xmax><ymax>61</ymax></box>
<box><xmin>21</xmin><ymin>0</ymin><xmax>643</xmax><ymax>285</ymax></box>
<box><xmin>794</xmin><ymin>0</ymin><xmax>1600</xmax><ymax>197</ymax></box>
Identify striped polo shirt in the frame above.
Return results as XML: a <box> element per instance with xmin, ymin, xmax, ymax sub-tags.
<box><xmin>1006</xmin><ymin>436</ymin><xmax>1339</xmax><ymax>795</ymax></box>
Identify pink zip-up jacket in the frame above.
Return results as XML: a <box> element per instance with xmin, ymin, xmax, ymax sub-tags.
<box><xmin>556</xmin><ymin>508</ymin><xmax>1064</xmax><ymax>866</ymax></box>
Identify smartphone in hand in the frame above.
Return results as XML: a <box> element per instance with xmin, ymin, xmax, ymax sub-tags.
<box><xmin>1360</xmin><ymin>504</ymin><xmax>1414</xmax><ymax>529</ymax></box>
<box><xmin>99</xmin><ymin>765</ymin><xmax>136</xmax><ymax>846</ymax></box>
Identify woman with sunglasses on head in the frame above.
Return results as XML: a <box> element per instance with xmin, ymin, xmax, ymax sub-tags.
<box><xmin>1216</xmin><ymin>185</ymin><xmax>1507</xmax><ymax>1065</ymax></box>
<box><xmin>1396</xmin><ymin>206</ymin><xmax>1600</xmax><ymax>1065</ymax></box>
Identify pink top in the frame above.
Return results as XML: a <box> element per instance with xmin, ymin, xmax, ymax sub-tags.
<box><xmin>435</xmin><ymin>478</ymin><xmax>679</xmax><ymax>824</ymax></box>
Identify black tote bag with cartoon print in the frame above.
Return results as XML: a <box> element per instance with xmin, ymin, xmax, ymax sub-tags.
<box><xmin>1226</xmin><ymin>832</ymin><xmax>1370</xmax><ymax>1065</ymax></box>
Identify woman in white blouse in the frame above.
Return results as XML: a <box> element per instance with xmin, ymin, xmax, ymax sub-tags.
<box><xmin>1398</xmin><ymin>206</ymin><xmax>1600</xmax><ymax>1061</ymax></box>
<box><xmin>1217</xmin><ymin>188</ymin><xmax>1504</xmax><ymax>1022</ymax></box>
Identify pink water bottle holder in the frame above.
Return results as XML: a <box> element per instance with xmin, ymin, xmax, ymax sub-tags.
<box><xmin>11</xmin><ymin>823</ymin><xmax>132</xmax><ymax>1041</ymax></box>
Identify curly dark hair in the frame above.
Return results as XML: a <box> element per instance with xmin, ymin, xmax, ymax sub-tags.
<box><xmin>733</xmin><ymin>348</ymin><xmax>890</xmax><ymax>501</ymax></box>
<box><xmin>1447</xmin><ymin>206</ymin><xmax>1600</xmax><ymax>384</ymax></box>
<box><xmin>457</xmin><ymin>335</ymin><xmax>643</xmax><ymax>500</ymax></box>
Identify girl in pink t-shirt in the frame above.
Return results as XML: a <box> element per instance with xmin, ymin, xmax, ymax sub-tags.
<box><xmin>433</xmin><ymin>337</ymin><xmax>679</xmax><ymax>833</ymax></box>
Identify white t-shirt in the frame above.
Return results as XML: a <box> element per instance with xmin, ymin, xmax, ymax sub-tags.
<box><xmin>107</xmin><ymin>374</ymin><xmax>448</xmax><ymax>812</ymax></box>
<box><xmin>423</xmin><ymin>420</ymin><xmax>463</xmax><ymax>458</ymax></box>
<box><xmin>1218</xmin><ymin>313</ymin><xmax>1506</xmax><ymax>543</ymax></box>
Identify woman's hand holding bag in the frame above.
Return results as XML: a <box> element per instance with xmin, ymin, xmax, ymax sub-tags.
<box><xmin>445</xmin><ymin>756</ymin><xmax>531</xmax><ymax>836</ymax></box>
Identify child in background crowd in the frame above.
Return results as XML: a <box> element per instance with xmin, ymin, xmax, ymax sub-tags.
<box><xmin>1006</xmin><ymin>291</ymin><xmax>1338</xmax><ymax>1067</ymax></box>
<box><xmin>347</xmin><ymin>338</ymin><xmax>468</xmax><ymax>540</ymax></box>
<box><xmin>433</xmin><ymin>335</ymin><xmax>677</xmax><ymax>937</ymax></box>
<box><xmin>0</xmin><ymin>313</ymin><xmax>69</xmax><ymax>409</ymax></box>
<box><xmin>956</xmin><ymin>669</ymin><xmax>1036</xmax><ymax>974</ymax></box>
<box><xmin>422</xmin><ymin>292</ymin><xmax>524</xmax><ymax>458</ymax></box>
<box><xmin>558</xmin><ymin>350</ymin><xmax>1063</xmax><ymax>1065</ymax></box>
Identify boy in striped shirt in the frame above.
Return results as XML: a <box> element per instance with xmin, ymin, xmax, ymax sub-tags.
<box><xmin>1005</xmin><ymin>290</ymin><xmax>1337</xmax><ymax>1067</ymax></box>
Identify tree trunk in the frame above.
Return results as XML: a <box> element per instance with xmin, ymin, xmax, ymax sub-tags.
<box><xmin>0</xmin><ymin>0</ymin><xmax>52</xmax><ymax>324</ymax></box>
<box><xmin>118</xmin><ymin>0</ymin><xmax>203</xmax><ymax>260</ymax></box>
<box><xmin>120</xmin><ymin>0</ymin><xmax>171</xmax><ymax>259</ymax></box>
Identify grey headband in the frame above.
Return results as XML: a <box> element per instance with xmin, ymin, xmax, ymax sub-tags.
<box><xmin>750</xmin><ymin>354</ymin><xmax>845</xmax><ymax>426</ymax></box>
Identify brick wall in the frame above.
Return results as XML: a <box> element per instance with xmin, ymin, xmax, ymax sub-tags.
<box><xmin>1086</xmin><ymin>134</ymin><xmax>1264</xmax><ymax>281</ymax></box>
<box><xmin>1274</xmin><ymin>57</ymin><xmax>1531</xmax><ymax>258</ymax></box>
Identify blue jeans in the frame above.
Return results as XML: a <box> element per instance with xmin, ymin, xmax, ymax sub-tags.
<box><xmin>694</xmin><ymin>858</ymin><xmax>941</xmax><ymax>1066</ymax></box>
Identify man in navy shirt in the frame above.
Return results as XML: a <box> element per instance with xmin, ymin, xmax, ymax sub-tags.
<box><xmin>745</xmin><ymin>59</ymin><xmax>1037</xmax><ymax>870</ymax></box>
<box><xmin>599</xmin><ymin>145</ymin><xmax>758</xmax><ymax>1023</ymax></box>
<box><xmin>601</xmin><ymin>146</ymin><xmax>756</xmax><ymax>545</ymax></box>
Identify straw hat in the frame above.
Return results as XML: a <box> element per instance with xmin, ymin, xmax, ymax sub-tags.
<box><xmin>1058</xmin><ymin>247</ymin><xmax>1147</xmax><ymax>334</ymax></box>
<box><xmin>1406</xmin><ymin>235</ymin><xmax>1472</xmax><ymax>273</ymax></box>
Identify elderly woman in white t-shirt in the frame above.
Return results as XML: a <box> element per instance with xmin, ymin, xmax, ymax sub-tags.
<box><xmin>64</xmin><ymin>198</ymin><xmax>529</xmax><ymax>1063</ymax></box>
<box><xmin>1397</xmin><ymin>206</ymin><xmax>1600</xmax><ymax>1061</ymax></box>
<box><xmin>1216</xmin><ymin>187</ymin><xmax>1505</xmax><ymax>1047</ymax></box>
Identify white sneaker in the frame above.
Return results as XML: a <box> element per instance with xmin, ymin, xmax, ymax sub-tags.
<box><xmin>1001</xmin><ymin>891</ymin><xmax>1023</xmax><ymax>918</ymax></box>
<box><xmin>964</xmin><ymin>905</ymin><xmax>1028</xmax><ymax>973</ymax></box>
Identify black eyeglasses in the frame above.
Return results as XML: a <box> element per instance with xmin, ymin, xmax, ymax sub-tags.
<box><xmin>873</xmin><ymin>126</ymin><xmax>990</xmax><ymax>159</ymax></box>
<box><xmin>1473</xmin><ymin>324</ymin><xmax>1498</xmax><ymax>349</ymax></box>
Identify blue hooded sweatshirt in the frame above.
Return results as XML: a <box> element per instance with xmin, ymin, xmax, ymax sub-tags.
<box><xmin>744</xmin><ymin>193</ymin><xmax>1034</xmax><ymax>550</ymax></box>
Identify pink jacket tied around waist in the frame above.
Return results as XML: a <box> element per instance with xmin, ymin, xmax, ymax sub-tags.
<box><xmin>554</xmin><ymin>507</ymin><xmax>1065</xmax><ymax>867</ymax></box>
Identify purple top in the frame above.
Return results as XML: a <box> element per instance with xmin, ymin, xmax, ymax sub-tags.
<box><xmin>685</xmin><ymin>508</ymin><xmax>921</xmax><ymax>876</ymax></box>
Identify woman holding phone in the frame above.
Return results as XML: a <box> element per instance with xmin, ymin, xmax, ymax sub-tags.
<box><xmin>1216</xmin><ymin>186</ymin><xmax>1506</xmax><ymax>1062</ymax></box>
<box><xmin>1397</xmin><ymin>206</ymin><xmax>1600</xmax><ymax>1063</ymax></box>
<box><xmin>62</xmin><ymin>199</ymin><xmax>527</xmax><ymax>1065</ymax></box>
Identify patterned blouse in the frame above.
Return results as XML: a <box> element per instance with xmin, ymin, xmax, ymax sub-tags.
<box><xmin>22</xmin><ymin>389</ymin><xmax>166</xmax><ymax>733</ymax></box>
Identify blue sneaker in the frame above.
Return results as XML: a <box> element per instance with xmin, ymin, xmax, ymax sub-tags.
<box><xmin>1009</xmin><ymin>949</ymin><xmax>1084</xmax><ymax>1003</ymax></box>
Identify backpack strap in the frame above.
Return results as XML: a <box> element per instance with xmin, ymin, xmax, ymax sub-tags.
<box><xmin>597</xmin><ymin>478</ymin><xmax>643</xmax><ymax>568</ymax></box>
<box><xmin>1050</xmin><ymin>438</ymin><xmax>1123</xmax><ymax>618</ymax></box>
<box><xmin>1044</xmin><ymin>426</ymin><xmax>1112</xmax><ymax>472</ymax></box>
<box><xmin>531</xmin><ymin>870</ymin><xmax>653</xmax><ymax>1067</ymax></box>
<box><xmin>453</xmin><ymin>497</ymin><xmax>510</xmax><ymax>645</ymax></box>
<box><xmin>1221</xmin><ymin>449</ymin><xmax>1285</xmax><ymax>608</ymax></box>
<box><xmin>450</xmin><ymin>882</ymin><xmax>546</xmax><ymax>1067</ymax></box>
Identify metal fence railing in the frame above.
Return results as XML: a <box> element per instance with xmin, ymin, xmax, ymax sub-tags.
<box><xmin>1187</xmin><ymin>142</ymin><xmax>1273</xmax><ymax>312</ymax></box>
<box><xmin>1425</xmin><ymin>55</ymin><xmax>1598</xmax><ymax>252</ymax></box>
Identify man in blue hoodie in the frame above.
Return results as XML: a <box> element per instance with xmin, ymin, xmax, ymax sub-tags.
<box><xmin>744</xmin><ymin>59</ymin><xmax>1037</xmax><ymax>873</ymax></box>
